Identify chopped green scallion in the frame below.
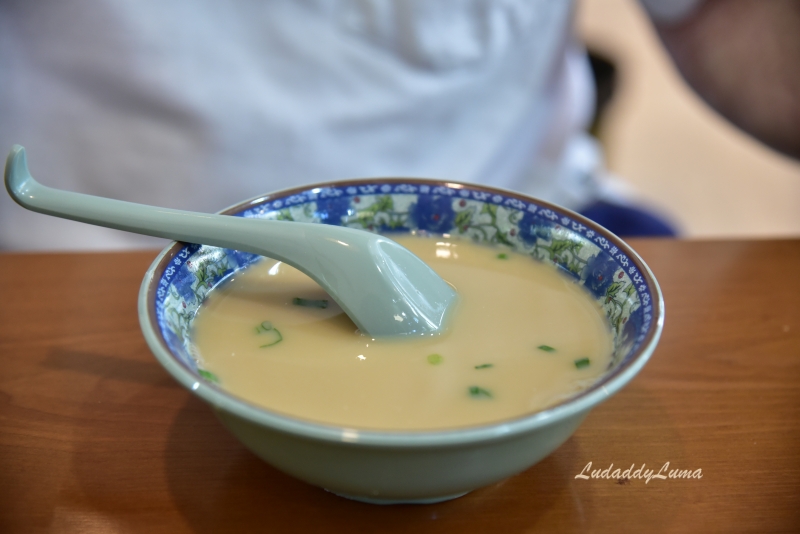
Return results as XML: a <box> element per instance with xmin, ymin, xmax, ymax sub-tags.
<box><xmin>537</xmin><ymin>345</ymin><xmax>556</xmax><ymax>352</ymax></box>
<box><xmin>497</xmin><ymin>253</ymin><xmax>508</xmax><ymax>260</ymax></box>
<box><xmin>427</xmin><ymin>353</ymin><xmax>443</xmax><ymax>365</ymax></box>
<box><xmin>468</xmin><ymin>386</ymin><xmax>493</xmax><ymax>398</ymax></box>
<box><xmin>474</xmin><ymin>363</ymin><xmax>494</xmax><ymax>369</ymax></box>
<box><xmin>256</xmin><ymin>321</ymin><xmax>283</xmax><ymax>347</ymax></box>
<box><xmin>198</xmin><ymin>369</ymin><xmax>219</xmax><ymax>383</ymax></box>
<box><xmin>574</xmin><ymin>357</ymin><xmax>591</xmax><ymax>369</ymax></box>
<box><xmin>255</xmin><ymin>321</ymin><xmax>273</xmax><ymax>334</ymax></box>
<box><xmin>292</xmin><ymin>297</ymin><xmax>329</xmax><ymax>309</ymax></box>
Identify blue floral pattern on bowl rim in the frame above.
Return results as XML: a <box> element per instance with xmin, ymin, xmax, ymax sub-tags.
<box><xmin>146</xmin><ymin>179</ymin><xmax>659</xmax><ymax>402</ymax></box>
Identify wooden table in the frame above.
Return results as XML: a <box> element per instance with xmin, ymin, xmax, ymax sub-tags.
<box><xmin>1</xmin><ymin>239</ymin><xmax>799</xmax><ymax>533</ymax></box>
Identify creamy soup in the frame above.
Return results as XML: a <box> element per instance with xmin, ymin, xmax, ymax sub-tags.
<box><xmin>191</xmin><ymin>235</ymin><xmax>613</xmax><ymax>430</ymax></box>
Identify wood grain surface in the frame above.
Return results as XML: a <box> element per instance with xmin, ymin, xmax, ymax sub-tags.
<box><xmin>1</xmin><ymin>239</ymin><xmax>799</xmax><ymax>533</ymax></box>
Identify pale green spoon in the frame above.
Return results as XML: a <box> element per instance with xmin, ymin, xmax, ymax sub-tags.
<box><xmin>4</xmin><ymin>145</ymin><xmax>457</xmax><ymax>337</ymax></box>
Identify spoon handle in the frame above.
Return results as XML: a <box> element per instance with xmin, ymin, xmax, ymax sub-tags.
<box><xmin>4</xmin><ymin>145</ymin><xmax>311</xmax><ymax>261</ymax></box>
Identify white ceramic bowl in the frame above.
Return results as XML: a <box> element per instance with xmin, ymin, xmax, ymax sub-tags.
<box><xmin>138</xmin><ymin>178</ymin><xmax>664</xmax><ymax>504</ymax></box>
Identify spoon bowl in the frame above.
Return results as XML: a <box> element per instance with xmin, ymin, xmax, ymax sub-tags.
<box><xmin>4</xmin><ymin>145</ymin><xmax>457</xmax><ymax>337</ymax></box>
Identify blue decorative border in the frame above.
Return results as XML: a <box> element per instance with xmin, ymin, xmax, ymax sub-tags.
<box><xmin>152</xmin><ymin>182</ymin><xmax>654</xmax><ymax>376</ymax></box>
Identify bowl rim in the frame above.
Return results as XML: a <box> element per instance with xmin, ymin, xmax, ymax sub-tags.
<box><xmin>138</xmin><ymin>177</ymin><xmax>664</xmax><ymax>447</ymax></box>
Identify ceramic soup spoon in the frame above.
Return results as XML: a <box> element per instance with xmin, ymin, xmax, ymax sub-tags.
<box><xmin>4</xmin><ymin>145</ymin><xmax>457</xmax><ymax>337</ymax></box>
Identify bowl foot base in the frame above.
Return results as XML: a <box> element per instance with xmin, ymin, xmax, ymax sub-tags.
<box><xmin>327</xmin><ymin>489</ymin><xmax>470</xmax><ymax>505</ymax></box>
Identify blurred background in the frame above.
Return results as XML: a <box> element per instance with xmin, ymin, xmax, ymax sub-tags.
<box><xmin>578</xmin><ymin>0</ymin><xmax>800</xmax><ymax>238</ymax></box>
<box><xmin>3</xmin><ymin>0</ymin><xmax>798</xmax><ymax>244</ymax></box>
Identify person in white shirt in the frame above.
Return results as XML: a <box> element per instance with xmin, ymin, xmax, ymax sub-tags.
<box><xmin>1</xmin><ymin>0</ymin><xmax>795</xmax><ymax>250</ymax></box>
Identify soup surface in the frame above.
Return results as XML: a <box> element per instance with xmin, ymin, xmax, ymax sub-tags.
<box><xmin>191</xmin><ymin>235</ymin><xmax>613</xmax><ymax>430</ymax></box>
